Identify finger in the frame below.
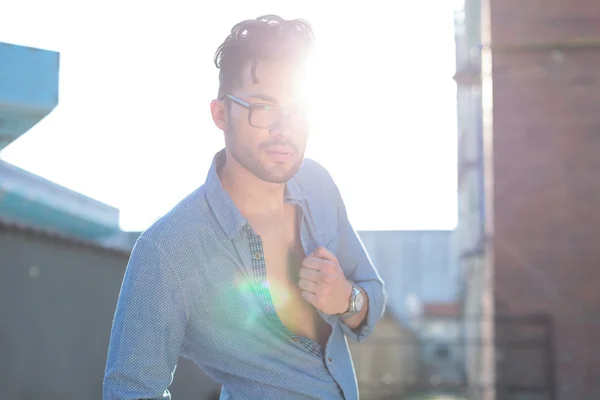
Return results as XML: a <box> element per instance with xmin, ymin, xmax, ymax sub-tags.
<box><xmin>298</xmin><ymin>278</ymin><xmax>318</xmax><ymax>293</ymax></box>
<box><xmin>299</xmin><ymin>267</ymin><xmax>321</xmax><ymax>283</ymax></box>
<box><xmin>301</xmin><ymin>290</ymin><xmax>317</xmax><ymax>306</ymax></box>
<box><xmin>312</xmin><ymin>246</ymin><xmax>338</xmax><ymax>263</ymax></box>
<box><xmin>302</xmin><ymin>256</ymin><xmax>335</xmax><ymax>271</ymax></box>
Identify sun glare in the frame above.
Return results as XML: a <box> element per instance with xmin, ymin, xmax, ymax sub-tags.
<box><xmin>0</xmin><ymin>2</ymin><xmax>458</xmax><ymax>232</ymax></box>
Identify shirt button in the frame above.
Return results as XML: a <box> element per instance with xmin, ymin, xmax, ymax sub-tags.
<box><xmin>292</xmin><ymin>337</ymin><xmax>299</xmax><ymax>342</ymax></box>
<box><xmin>254</xmin><ymin>253</ymin><xmax>262</xmax><ymax>260</ymax></box>
<box><xmin>328</xmin><ymin>357</ymin><xmax>333</xmax><ymax>364</ymax></box>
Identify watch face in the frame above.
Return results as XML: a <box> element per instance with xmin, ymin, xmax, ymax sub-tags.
<box><xmin>354</xmin><ymin>290</ymin><xmax>365</xmax><ymax>312</ymax></box>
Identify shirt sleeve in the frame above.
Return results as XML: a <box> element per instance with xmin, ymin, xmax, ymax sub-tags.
<box><xmin>103</xmin><ymin>236</ymin><xmax>189</xmax><ymax>400</ymax></box>
<box><xmin>332</xmin><ymin>183</ymin><xmax>387</xmax><ymax>342</ymax></box>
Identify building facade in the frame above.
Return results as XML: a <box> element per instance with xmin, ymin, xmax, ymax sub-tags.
<box><xmin>455</xmin><ymin>0</ymin><xmax>600</xmax><ymax>398</ymax></box>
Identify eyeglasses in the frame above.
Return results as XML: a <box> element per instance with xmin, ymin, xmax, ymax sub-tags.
<box><xmin>224</xmin><ymin>94</ymin><xmax>309</xmax><ymax>133</ymax></box>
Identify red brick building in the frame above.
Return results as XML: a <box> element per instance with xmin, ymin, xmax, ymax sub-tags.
<box><xmin>456</xmin><ymin>0</ymin><xmax>600</xmax><ymax>399</ymax></box>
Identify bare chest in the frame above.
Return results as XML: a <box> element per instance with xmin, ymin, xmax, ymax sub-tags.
<box><xmin>248</xmin><ymin>205</ymin><xmax>330</xmax><ymax>347</ymax></box>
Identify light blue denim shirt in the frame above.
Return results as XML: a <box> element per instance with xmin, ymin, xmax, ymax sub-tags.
<box><xmin>103</xmin><ymin>149</ymin><xmax>386</xmax><ymax>400</ymax></box>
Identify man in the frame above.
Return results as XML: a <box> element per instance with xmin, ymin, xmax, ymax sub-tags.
<box><xmin>103</xmin><ymin>14</ymin><xmax>385</xmax><ymax>400</ymax></box>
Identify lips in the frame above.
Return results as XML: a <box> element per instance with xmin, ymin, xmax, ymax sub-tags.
<box><xmin>265</xmin><ymin>146</ymin><xmax>294</xmax><ymax>155</ymax></box>
<box><xmin>264</xmin><ymin>146</ymin><xmax>295</xmax><ymax>162</ymax></box>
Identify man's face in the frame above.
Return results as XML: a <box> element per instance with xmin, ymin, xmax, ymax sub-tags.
<box><xmin>217</xmin><ymin>60</ymin><xmax>309</xmax><ymax>184</ymax></box>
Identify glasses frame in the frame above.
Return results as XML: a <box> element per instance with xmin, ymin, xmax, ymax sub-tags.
<box><xmin>224</xmin><ymin>94</ymin><xmax>300</xmax><ymax>130</ymax></box>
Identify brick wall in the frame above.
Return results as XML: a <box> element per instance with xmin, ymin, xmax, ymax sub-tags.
<box><xmin>489</xmin><ymin>0</ymin><xmax>600</xmax><ymax>398</ymax></box>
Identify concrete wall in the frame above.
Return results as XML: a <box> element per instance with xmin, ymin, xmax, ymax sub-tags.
<box><xmin>489</xmin><ymin>0</ymin><xmax>600</xmax><ymax>398</ymax></box>
<box><xmin>0</xmin><ymin>223</ymin><xmax>220</xmax><ymax>400</ymax></box>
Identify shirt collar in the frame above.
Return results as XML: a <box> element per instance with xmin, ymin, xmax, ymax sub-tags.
<box><xmin>205</xmin><ymin>148</ymin><xmax>305</xmax><ymax>238</ymax></box>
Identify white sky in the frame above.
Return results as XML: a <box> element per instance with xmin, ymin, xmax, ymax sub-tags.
<box><xmin>1</xmin><ymin>0</ymin><xmax>463</xmax><ymax>232</ymax></box>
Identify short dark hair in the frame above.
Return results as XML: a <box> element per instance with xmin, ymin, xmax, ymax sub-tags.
<box><xmin>214</xmin><ymin>14</ymin><xmax>314</xmax><ymax>99</ymax></box>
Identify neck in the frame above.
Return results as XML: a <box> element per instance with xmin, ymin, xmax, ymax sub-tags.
<box><xmin>218</xmin><ymin>151</ymin><xmax>286</xmax><ymax>217</ymax></box>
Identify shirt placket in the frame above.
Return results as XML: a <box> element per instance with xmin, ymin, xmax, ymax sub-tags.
<box><xmin>246</xmin><ymin>226</ymin><xmax>282</xmax><ymax>328</ymax></box>
<box><xmin>297</xmin><ymin>203</ymin><xmax>337</xmax><ymax>328</ymax></box>
<box><xmin>296</xmin><ymin>203</ymin><xmax>335</xmax><ymax>355</ymax></box>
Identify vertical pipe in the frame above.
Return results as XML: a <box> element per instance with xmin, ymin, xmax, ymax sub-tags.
<box><xmin>480</xmin><ymin>0</ymin><xmax>496</xmax><ymax>397</ymax></box>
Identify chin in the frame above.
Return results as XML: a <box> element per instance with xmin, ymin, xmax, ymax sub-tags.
<box><xmin>258</xmin><ymin>162</ymin><xmax>301</xmax><ymax>184</ymax></box>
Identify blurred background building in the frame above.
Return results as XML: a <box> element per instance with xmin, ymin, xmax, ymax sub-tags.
<box><xmin>455</xmin><ymin>0</ymin><xmax>600</xmax><ymax>399</ymax></box>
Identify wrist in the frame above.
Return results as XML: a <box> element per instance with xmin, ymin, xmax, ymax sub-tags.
<box><xmin>336</xmin><ymin>280</ymin><xmax>364</xmax><ymax>319</ymax></box>
<box><xmin>339</xmin><ymin>279</ymin><xmax>353</xmax><ymax>314</ymax></box>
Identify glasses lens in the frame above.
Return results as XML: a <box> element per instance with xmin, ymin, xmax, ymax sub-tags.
<box><xmin>250</xmin><ymin>104</ymin><xmax>310</xmax><ymax>133</ymax></box>
<box><xmin>250</xmin><ymin>104</ymin><xmax>278</xmax><ymax>128</ymax></box>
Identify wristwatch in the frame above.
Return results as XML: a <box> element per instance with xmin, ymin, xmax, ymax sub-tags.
<box><xmin>338</xmin><ymin>281</ymin><xmax>365</xmax><ymax>320</ymax></box>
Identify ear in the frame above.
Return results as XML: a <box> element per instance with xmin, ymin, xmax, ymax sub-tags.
<box><xmin>210</xmin><ymin>99</ymin><xmax>228</xmax><ymax>131</ymax></box>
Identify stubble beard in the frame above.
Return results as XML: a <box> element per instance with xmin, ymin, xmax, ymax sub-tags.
<box><xmin>225</xmin><ymin>127</ymin><xmax>304</xmax><ymax>184</ymax></box>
